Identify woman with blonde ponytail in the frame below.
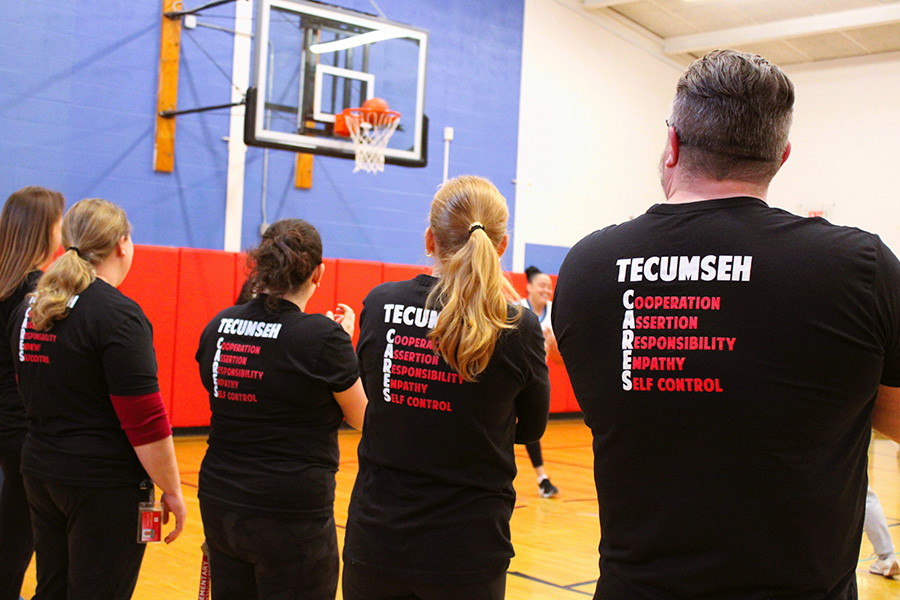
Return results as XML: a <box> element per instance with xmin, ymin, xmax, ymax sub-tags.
<box><xmin>12</xmin><ymin>198</ymin><xmax>186</xmax><ymax>600</ymax></box>
<box><xmin>0</xmin><ymin>186</ymin><xmax>63</xmax><ymax>600</ymax></box>
<box><xmin>343</xmin><ymin>175</ymin><xmax>550</xmax><ymax>600</ymax></box>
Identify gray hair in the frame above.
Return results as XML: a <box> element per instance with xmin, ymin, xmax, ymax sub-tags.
<box><xmin>669</xmin><ymin>49</ymin><xmax>794</xmax><ymax>183</ymax></box>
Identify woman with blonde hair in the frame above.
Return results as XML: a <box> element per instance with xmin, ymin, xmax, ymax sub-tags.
<box><xmin>343</xmin><ymin>175</ymin><xmax>550</xmax><ymax>600</ymax></box>
<box><xmin>0</xmin><ymin>186</ymin><xmax>64</xmax><ymax>600</ymax></box>
<box><xmin>12</xmin><ymin>198</ymin><xmax>186</xmax><ymax>600</ymax></box>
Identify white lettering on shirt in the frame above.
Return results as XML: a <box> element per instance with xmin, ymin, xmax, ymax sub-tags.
<box><xmin>217</xmin><ymin>318</ymin><xmax>283</xmax><ymax>339</ymax></box>
<box><xmin>616</xmin><ymin>256</ymin><xmax>753</xmax><ymax>282</ymax></box>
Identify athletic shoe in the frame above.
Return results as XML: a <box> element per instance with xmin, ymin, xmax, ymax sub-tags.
<box><xmin>870</xmin><ymin>555</ymin><xmax>900</xmax><ymax>578</ymax></box>
<box><xmin>538</xmin><ymin>478</ymin><xmax>559</xmax><ymax>498</ymax></box>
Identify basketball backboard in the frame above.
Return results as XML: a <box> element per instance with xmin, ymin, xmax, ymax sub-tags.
<box><xmin>245</xmin><ymin>0</ymin><xmax>429</xmax><ymax>167</ymax></box>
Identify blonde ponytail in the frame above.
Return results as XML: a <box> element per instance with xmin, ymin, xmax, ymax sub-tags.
<box><xmin>30</xmin><ymin>199</ymin><xmax>130</xmax><ymax>330</ymax></box>
<box><xmin>426</xmin><ymin>176</ymin><xmax>520</xmax><ymax>382</ymax></box>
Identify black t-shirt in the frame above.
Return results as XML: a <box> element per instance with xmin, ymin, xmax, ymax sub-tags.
<box><xmin>0</xmin><ymin>270</ymin><xmax>41</xmax><ymax>447</ymax></box>
<box><xmin>195</xmin><ymin>295</ymin><xmax>359</xmax><ymax>517</ymax></box>
<box><xmin>343</xmin><ymin>274</ymin><xmax>551</xmax><ymax>583</ymax></box>
<box><xmin>11</xmin><ymin>279</ymin><xmax>161</xmax><ymax>487</ymax></box>
<box><xmin>552</xmin><ymin>197</ymin><xmax>900</xmax><ymax>600</ymax></box>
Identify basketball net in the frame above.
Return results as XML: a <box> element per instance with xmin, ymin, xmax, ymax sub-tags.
<box><xmin>341</xmin><ymin>108</ymin><xmax>401</xmax><ymax>174</ymax></box>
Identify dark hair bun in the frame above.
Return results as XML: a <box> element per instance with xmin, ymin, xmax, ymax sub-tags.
<box><xmin>525</xmin><ymin>265</ymin><xmax>542</xmax><ymax>282</ymax></box>
<box><xmin>246</xmin><ymin>219</ymin><xmax>323</xmax><ymax>310</ymax></box>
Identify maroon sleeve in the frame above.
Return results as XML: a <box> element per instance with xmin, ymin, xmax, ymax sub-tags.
<box><xmin>110</xmin><ymin>391</ymin><xmax>172</xmax><ymax>446</ymax></box>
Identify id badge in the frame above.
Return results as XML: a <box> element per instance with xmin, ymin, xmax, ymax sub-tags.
<box><xmin>138</xmin><ymin>504</ymin><xmax>163</xmax><ymax>543</ymax></box>
<box><xmin>137</xmin><ymin>478</ymin><xmax>162</xmax><ymax>543</ymax></box>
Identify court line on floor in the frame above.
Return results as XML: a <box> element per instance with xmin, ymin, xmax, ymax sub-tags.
<box><xmin>514</xmin><ymin>444</ymin><xmax>594</xmax><ymax>453</ymax></box>
<box><xmin>514</xmin><ymin>498</ymin><xmax>597</xmax><ymax>506</ymax></box>
<box><xmin>532</xmin><ymin>459</ymin><xmax>594</xmax><ymax>470</ymax></box>
<box><xmin>507</xmin><ymin>571</ymin><xmax>594</xmax><ymax>596</ymax></box>
<box><xmin>179</xmin><ymin>471</ymin><xmax>199</xmax><ymax>489</ymax></box>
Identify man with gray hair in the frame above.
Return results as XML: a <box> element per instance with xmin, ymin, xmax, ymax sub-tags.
<box><xmin>553</xmin><ymin>49</ymin><xmax>900</xmax><ymax>599</ymax></box>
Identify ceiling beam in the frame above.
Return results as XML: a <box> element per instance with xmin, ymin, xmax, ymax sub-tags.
<box><xmin>663</xmin><ymin>4</ymin><xmax>900</xmax><ymax>55</ymax></box>
<box><xmin>584</xmin><ymin>0</ymin><xmax>642</xmax><ymax>8</ymax></box>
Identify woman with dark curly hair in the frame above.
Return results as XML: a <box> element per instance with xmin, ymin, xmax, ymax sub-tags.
<box><xmin>195</xmin><ymin>218</ymin><xmax>367</xmax><ymax>600</ymax></box>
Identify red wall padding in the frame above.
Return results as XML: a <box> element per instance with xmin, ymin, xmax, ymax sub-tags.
<box><xmin>383</xmin><ymin>263</ymin><xmax>431</xmax><ymax>283</ymax></box>
<box><xmin>170</xmin><ymin>249</ymin><xmax>239</xmax><ymax>427</ymax></box>
<box><xmin>234</xmin><ymin>252</ymin><xmax>249</xmax><ymax>298</ymax></box>
<box><xmin>305</xmin><ymin>258</ymin><xmax>338</xmax><ymax>316</ymax></box>
<box><xmin>546</xmin><ymin>363</ymin><xmax>567</xmax><ymax>414</ymax></box>
<box><xmin>122</xmin><ymin>246</ymin><xmax>578</xmax><ymax>428</ymax></box>
<box><xmin>507</xmin><ymin>272</ymin><xmax>527</xmax><ymax>300</ymax></box>
<box><xmin>118</xmin><ymin>245</ymin><xmax>179</xmax><ymax>415</ymax></box>
<box><xmin>334</xmin><ymin>259</ymin><xmax>384</xmax><ymax>347</ymax></box>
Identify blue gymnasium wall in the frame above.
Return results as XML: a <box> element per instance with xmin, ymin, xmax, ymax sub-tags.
<box><xmin>0</xmin><ymin>1</ymin><xmax>525</xmax><ymax>265</ymax></box>
<box><xmin>523</xmin><ymin>243</ymin><xmax>571</xmax><ymax>276</ymax></box>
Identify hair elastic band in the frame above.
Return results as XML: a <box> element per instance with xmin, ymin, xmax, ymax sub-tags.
<box><xmin>468</xmin><ymin>222</ymin><xmax>485</xmax><ymax>235</ymax></box>
<box><xmin>67</xmin><ymin>247</ymin><xmax>82</xmax><ymax>258</ymax></box>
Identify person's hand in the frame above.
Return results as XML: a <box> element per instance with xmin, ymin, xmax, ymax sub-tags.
<box><xmin>327</xmin><ymin>303</ymin><xmax>356</xmax><ymax>337</ymax></box>
<box><xmin>544</xmin><ymin>328</ymin><xmax>564</xmax><ymax>365</ymax></box>
<box><xmin>160</xmin><ymin>491</ymin><xmax>187</xmax><ymax>544</ymax></box>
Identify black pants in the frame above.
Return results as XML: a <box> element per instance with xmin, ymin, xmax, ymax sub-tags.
<box><xmin>342</xmin><ymin>563</ymin><xmax>507</xmax><ymax>600</ymax></box>
<box><xmin>23</xmin><ymin>475</ymin><xmax>146</xmax><ymax>600</ymax></box>
<box><xmin>200</xmin><ymin>499</ymin><xmax>339</xmax><ymax>600</ymax></box>
<box><xmin>0</xmin><ymin>439</ymin><xmax>32</xmax><ymax>600</ymax></box>
<box><xmin>525</xmin><ymin>440</ymin><xmax>543</xmax><ymax>468</ymax></box>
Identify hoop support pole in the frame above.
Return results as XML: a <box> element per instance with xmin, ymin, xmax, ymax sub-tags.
<box><xmin>442</xmin><ymin>126</ymin><xmax>454</xmax><ymax>183</ymax></box>
<box><xmin>154</xmin><ymin>0</ymin><xmax>182</xmax><ymax>172</ymax></box>
<box><xmin>165</xmin><ymin>0</ymin><xmax>238</xmax><ymax>18</ymax></box>
<box><xmin>159</xmin><ymin>100</ymin><xmax>245</xmax><ymax>118</ymax></box>
<box><xmin>223</xmin><ymin>0</ymin><xmax>252</xmax><ymax>252</ymax></box>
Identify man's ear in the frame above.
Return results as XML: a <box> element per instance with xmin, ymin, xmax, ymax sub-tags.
<box><xmin>780</xmin><ymin>141</ymin><xmax>791</xmax><ymax>166</ymax></box>
<box><xmin>665</xmin><ymin>125</ymin><xmax>680</xmax><ymax>168</ymax></box>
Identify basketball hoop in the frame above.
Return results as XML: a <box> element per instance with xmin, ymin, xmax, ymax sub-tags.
<box><xmin>334</xmin><ymin>98</ymin><xmax>401</xmax><ymax>174</ymax></box>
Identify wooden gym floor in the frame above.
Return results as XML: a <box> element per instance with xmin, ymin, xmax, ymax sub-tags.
<box><xmin>19</xmin><ymin>419</ymin><xmax>900</xmax><ymax>599</ymax></box>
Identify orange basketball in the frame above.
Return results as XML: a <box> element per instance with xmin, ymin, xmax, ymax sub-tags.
<box><xmin>362</xmin><ymin>97</ymin><xmax>390</xmax><ymax>112</ymax></box>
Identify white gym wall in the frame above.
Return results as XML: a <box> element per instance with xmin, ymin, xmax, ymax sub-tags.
<box><xmin>775</xmin><ymin>52</ymin><xmax>900</xmax><ymax>253</ymax></box>
<box><xmin>515</xmin><ymin>0</ymin><xmax>900</xmax><ymax>268</ymax></box>
<box><xmin>514</xmin><ymin>0</ymin><xmax>682</xmax><ymax>271</ymax></box>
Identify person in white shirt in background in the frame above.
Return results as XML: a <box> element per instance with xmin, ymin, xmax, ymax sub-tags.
<box><xmin>866</xmin><ymin>485</ymin><xmax>900</xmax><ymax>577</ymax></box>
<box><xmin>520</xmin><ymin>266</ymin><xmax>561</xmax><ymax>498</ymax></box>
